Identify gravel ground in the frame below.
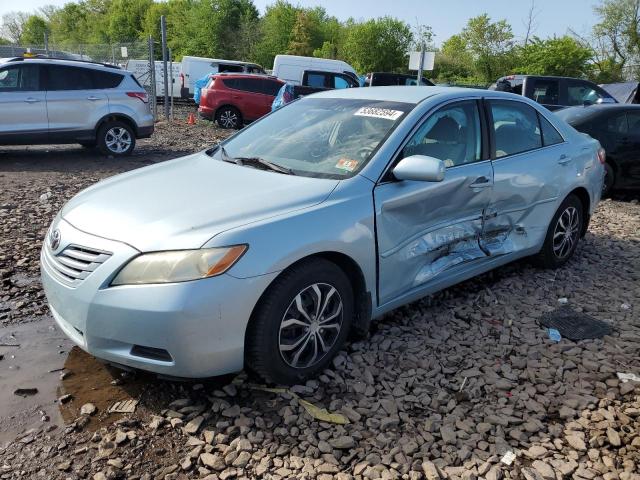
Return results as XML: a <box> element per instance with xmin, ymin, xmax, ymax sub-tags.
<box><xmin>0</xmin><ymin>123</ymin><xmax>639</xmax><ymax>480</ymax></box>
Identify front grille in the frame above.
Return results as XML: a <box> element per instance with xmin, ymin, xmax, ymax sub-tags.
<box><xmin>43</xmin><ymin>243</ymin><xmax>112</xmax><ymax>287</ymax></box>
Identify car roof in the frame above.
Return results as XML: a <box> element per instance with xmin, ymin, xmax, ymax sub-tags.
<box><xmin>0</xmin><ymin>56</ymin><xmax>122</xmax><ymax>71</ymax></box>
<box><xmin>213</xmin><ymin>72</ymin><xmax>280</xmax><ymax>80</ymax></box>
<box><xmin>311</xmin><ymin>85</ymin><xmax>485</xmax><ymax>103</ymax></box>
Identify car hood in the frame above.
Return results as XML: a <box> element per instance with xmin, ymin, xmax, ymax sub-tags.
<box><xmin>61</xmin><ymin>152</ymin><xmax>339</xmax><ymax>251</ymax></box>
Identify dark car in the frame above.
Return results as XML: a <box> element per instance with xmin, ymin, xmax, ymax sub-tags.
<box><xmin>490</xmin><ymin>75</ymin><xmax>617</xmax><ymax>111</ymax></box>
<box><xmin>198</xmin><ymin>73</ymin><xmax>284</xmax><ymax>129</ymax></box>
<box><xmin>556</xmin><ymin>104</ymin><xmax>640</xmax><ymax>194</ymax></box>
<box><xmin>364</xmin><ymin>72</ymin><xmax>434</xmax><ymax>87</ymax></box>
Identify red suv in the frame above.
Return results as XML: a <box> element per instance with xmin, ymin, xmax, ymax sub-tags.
<box><xmin>199</xmin><ymin>73</ymin><xmax>284</xmax><ymax>129</ymax></box>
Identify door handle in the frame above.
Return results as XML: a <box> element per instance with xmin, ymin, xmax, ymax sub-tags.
<box><xmin>87</xmin><ymin>96</ymin><xmax>100</xmax><ymax>101</ymax></box>
<box><xmin>558</xmin><ymin>154</ymin><xmax>571</xmax><ymax>165</ymax></box>
<box><xmin>469</xmin><ymin>176</ymin><xmax>492</xmax><ymax>188</ymax></box>
<box><xmin>24</xmin><ymin>97</ymin><xmax>40</xmax><ymax>103</ymax></box>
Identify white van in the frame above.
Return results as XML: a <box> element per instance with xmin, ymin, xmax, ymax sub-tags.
<box><xmin>272</xmin><ymin>55</ymin><xmax>359</xmax><ymax>89</ymax></box>
<box><xmin>180</xmin><ymin>56</ymin><xmax>265</xmax><ymax>98</ymax></box>
<box><xmin>126</xmin><ymin>60</ymin><xmax>181</xmax><ymax>98</ymax></box>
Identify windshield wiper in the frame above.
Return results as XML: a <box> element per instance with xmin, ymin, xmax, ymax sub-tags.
<box><xmin>220</xmin><ymin>146</ymin><xmax>293</xmax><ymax>175</ymax></box>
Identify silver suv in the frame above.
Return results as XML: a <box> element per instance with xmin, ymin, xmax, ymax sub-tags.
<box><xmin>0</xmin><ymin>57</ymin><xmax>154</xmax><ymax>156</ymax></box>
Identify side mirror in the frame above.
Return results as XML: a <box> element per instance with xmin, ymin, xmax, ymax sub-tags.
<box><xmin>392</xmin><ymin>155</ymin><xmax>446</xmax><ymax>182</ymax></box>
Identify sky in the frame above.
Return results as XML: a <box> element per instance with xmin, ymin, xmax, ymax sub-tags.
<box><xmin>1</xmin><ymin>0</ymin><xmax>600</xmax><ymax>46</ymax></box>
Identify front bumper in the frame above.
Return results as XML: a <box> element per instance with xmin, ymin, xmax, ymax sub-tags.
<box><xmin>40</xmin><ymin>219</ymin><xmax>277</xmax><ymax>378</ymax></box>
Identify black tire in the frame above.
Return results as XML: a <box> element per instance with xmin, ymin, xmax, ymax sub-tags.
<box><xmin>97</xmin><ymin>121</ymin><xmax>136</xmax><ymax>156</ymax></box>
<box><xmin>245</xmin><ymin>258</ymin><xmax>353</xmax><ymax>385</ymax></box>
<box><xmin>216</xmin><ymin>106</ymin><xmax>242</xmax><ymax>129</ymax></box>
<box><xmin>534</xmin><ymin>194</ymin><xmax>584</xmax><ymax>269</ymax></box>
<box><xmin>602</xmin><ymin>163</ymin><xmax>615</xmax><ymax>197</ymax></box>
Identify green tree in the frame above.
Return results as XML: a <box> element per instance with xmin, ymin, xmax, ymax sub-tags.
<box><xmin>288</xmin><ymin>11</ymin><xmax>314</xmax><ymax>56</ymax></box>
<box><xmin>516</xmin><ymin>36</ymin><xmax>593</xmax><ymax>77</ymax></box>
<box><xmin>20</xmin><ymin>15</ymin><xmax>49</xmax><ymax>45</ymax></box>
<box><xmin>106</xmin><ymin>0</ymin><xmax>152</xmax><ymax>42</ymax></box>
<box><xmin>460</xmin><ymin>14</ymin><xmax>516</xmax><ymax>83</ymax></box>
<box><xmin>342</xmin><ymin>16</ymin><xmax>413</xmax><ymax>72</ymax></box>
<box><xmin>0</xmin><ymin>36</ymin><xmax>10</xmax><ymax>45</ymax></box>
<box><xmin>254</xmin><ymin>0</ymin><xmax>299</xmax><ymax>67</ymax></box>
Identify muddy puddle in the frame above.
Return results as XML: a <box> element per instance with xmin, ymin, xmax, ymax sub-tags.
<box><xmin>0</xmin><ymin>317</ymin><xmax>152</xmax><ymax>447</ymax></box>
<box><xmin>0</xmin><ymin>317</ymin><xmax>70</xmax><ymax>446</ymax></box>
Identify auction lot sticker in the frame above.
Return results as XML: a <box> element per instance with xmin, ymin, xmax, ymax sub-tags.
<box><xmin>354</xmin><ymin>106</ymin><xmax>403</xmax><ymax>120</ymax></box>
<box><xmin>335</xmin><ymin>158</ymin><xmax>359</xmax><ymax>172</ymax></box>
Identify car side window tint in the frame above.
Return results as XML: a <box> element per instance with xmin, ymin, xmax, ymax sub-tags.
<box><xmin>402</xmin><ymin>101</ymin><xmax>482</xmax><ymax>168</ymax></box>
<box><xmin>626</xmin><ymin>112</ymin><xmax>640</xmax><ymax>132</ymax></box>
<box><xmin>606</xmin><ymin>113</ymin><xmax>628</xmax><ymax>134</ymax></box>
<box><xmin>567</xmin><ymin>81</ymin><xmax>602</xmax><ymax>106</ymax></box>
<box><xmin>0</xmin><ymin>65</ymin><xmax>40</xmax><ymax>91</ymax></box>
<box><xmin>531</xmin><ymin>79</ymin><xmax>559</xmax><ymax>105</ymax></box>
<box><xmin>306</xmin><ymin>73</ymin><xmax>326</xmax><ymax>88</ymax></box>
<box><xmin>538</xmin><ymin>114</ymin><xmax>564</xmax><ymax>146</ymax></box>
<box><xmin>334</xmin><ymin>75</ymin><xmax>349</xmax><ymax>89</ymax></box>
<box><xmin>490</xmin><ymin>100</ymin><xmax>542</xmax><ymax>157</ymax></box>
<box><xmin>262</xmin><ymin>80</ymin><xmax>282</xmax><ymax>96</ymax></box>
<box><xmin>46</xmin><ymin>65</ymin><xmax>93</xmax><ymax>90</ymax></box>
<box><xmin>91</xmin><ymin>70</ymin><xmax>123</xmax><ymax>89</ymax></box>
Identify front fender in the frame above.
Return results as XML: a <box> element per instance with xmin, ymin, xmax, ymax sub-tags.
<box><xmin>204</xmin><ymin>175</ymin><xmax>377</xmax><ymax>297</ymax></box>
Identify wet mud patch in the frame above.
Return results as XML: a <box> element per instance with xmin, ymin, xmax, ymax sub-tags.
<box><xmin>57</xmin><ymin>347</ymin><xmax>150</xmax><ymax>430</ymax></box>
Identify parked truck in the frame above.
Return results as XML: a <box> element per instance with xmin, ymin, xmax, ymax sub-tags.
<box><xmin>489</xmin><ymin>75</ymin><xmax>617</xmax><ymax>111</ymax></box>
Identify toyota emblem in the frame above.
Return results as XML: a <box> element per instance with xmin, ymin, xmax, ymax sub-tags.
<box><xmin>49</xmin><ymin>229</ymin><xmax>61</xmax><ymax>251</ymax></box>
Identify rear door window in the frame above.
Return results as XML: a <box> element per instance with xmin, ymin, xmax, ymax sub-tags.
<box><xmin>305</xmin><ymin>72</ymin><xmax>328</xmax><ymax>88</ymax></box>
<box><xmin>46</xmin><ymin>65</ymin><xmax>94</xmax><ymax>90</ymax></box>
<box><xmin>0</xmin><ymin>64</ymin><xmax>41</xmax><ymax>91</ymax></box>
<box><xmin>490</xmin><ymin>100</ymin><xmax>542</xmax><ymax>157</ymax></box>
<box><xmin>233</xmin><ymin>78</ymin><xmax>264</xmax><ymax>94</ymax></box>
<box><xmin>538</xmin><ymin>114</ymin><xmax>564</xmax><ymax>146</ymax></box>
<box><xmin>626</xmin><ymin>111</ymin><xmax>640</xmax><ymax>132</ymax></box>
<box><xmin>531</xmin><ymin>79</ymin><xmax>559</xmax><ymax>105</ymax></box>
<box><xmin>606</xmin><ymin>113</ymin><xmax>628</xmax><ymax>134</ymax></box>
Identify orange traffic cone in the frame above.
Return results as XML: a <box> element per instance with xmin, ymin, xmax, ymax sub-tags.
<box><xmin>187</xmin><ymin>112</ymin><xmax>196</xmax><ymax>125</ymax></box>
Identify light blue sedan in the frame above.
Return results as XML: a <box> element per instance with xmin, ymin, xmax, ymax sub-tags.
<box><xmin>41</xmin><ymin>87</ymin><xmax>604</xmax><ymax>384</ymax></box>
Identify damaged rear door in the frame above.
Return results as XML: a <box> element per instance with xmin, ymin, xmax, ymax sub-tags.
<box><xmin>482</xmin><ymin>99</ymin><xmax>569</xmax><ymax>256</ymax></box>
<box><xmin>374</xmin><ymin>99</ymin><xmax>494</xmax><ymax>305</ymax></box>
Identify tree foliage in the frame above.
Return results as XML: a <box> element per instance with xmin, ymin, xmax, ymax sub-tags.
<box><xmin>516</xmin><ymin>36</ymin><xmax>594</xmax><ymax>77</ymax></box>
<box><xmin>0</xmin><ymin>0</ymin><xmax>630</xmax><ymax>83</ymax></box>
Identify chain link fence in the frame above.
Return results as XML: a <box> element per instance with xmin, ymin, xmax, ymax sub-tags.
<box><xmin>0</xmin><ymin>40</ymin><xmax>185</xmax><ymax>120</ymax></box>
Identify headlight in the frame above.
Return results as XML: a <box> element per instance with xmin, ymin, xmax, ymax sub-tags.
<box><xmin>111</xmin><ymin>245</ymin><xmax>247</xmax><ymax>286</ymax></box>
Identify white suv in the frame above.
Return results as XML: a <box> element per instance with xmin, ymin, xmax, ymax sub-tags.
<box><xmin>0</xmin><ymin>57</ymin><xmax>154</xmax><ymax>156</ymax></box>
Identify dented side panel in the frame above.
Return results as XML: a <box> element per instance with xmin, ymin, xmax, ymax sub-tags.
<box><xmin>374</xmin><ymin>161</ymin><xmax>494</xmax><ymax>304</ymax></box>
<box><xmin>485</xmin><ymin>143</ymin><xmax>573</xmax><ymax>255</ymax></box>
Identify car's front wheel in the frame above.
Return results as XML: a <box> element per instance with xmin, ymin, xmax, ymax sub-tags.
<box><xmin>245</xmin><ymin>258</ymin><xmax>353</xmax><ymax>385</ymax></box>
<box><xmin>216</xmin><ymin>106</ymin><xmax>242</xmax><ymax>129</ymax></box>
<box><xmin>97</xmin><ymin>121</ymin><xmax>136</xmax><ymax>156</ymax></box>
<box><xmin>535</xmin><ymin>194</ymin><xmax>583</xmax><ymax>269</ymax></box>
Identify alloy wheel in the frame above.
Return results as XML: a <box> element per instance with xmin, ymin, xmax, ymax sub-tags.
<box><xmin>105</xmin><ymin>127</ymin><xmax>132</xmax><ymax>154</ymax></box>
<box><xmin>552</xmin><ymin>206</ymin><xmax>580</xmax><ymax>259</ymax></box>
<box><xmin>278</xmin><ymin>283</ymin><xmax>343</xmax><ymax>369</ymax></box>
<box><xmin>219</xmin><ymin>110</ymin><xmax>238</xmax><ymax>128</ymax></box>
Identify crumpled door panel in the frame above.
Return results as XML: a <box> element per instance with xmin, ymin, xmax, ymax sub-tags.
<box><xmin>374</xmin><ymin>161</ymin><xmax>494</xmax><ymax>304</ymax></box>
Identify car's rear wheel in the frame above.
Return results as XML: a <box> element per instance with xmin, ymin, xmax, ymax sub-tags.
<box><xmin>245</xmin><ymin>258</ymin><xmax>353</xmax><ymax>385</ymax></box>
<box><xmin>97</xmin><ymin>121</ymin><xmax>136</xmax><ymax>156</ymax></box>
<box><xmin>216</xmin><ymin>106</ymin><xmax>242</xmax><ymax>129</ymax></box>
<box><xmin>534</xmin><ymin>194</ymin><xmax>583</xmax><ymax>269</ymax></box>
<box><xmin>602</xmin><ymin>163</ymin><xmax>615</xmax><ymax>197</ymax></box>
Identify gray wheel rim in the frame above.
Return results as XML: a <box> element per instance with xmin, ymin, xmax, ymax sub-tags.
<box><xmin>105</xmin><ymin>127</ymin><xmax>132</xmax><ymax>154</ymax></box>
<box><xmin>219</xmin><ymin>110</ymin><xmax>238</xmax><ymax>128</ymax></box>
<box><xmin>552</xmin><ymin>206</ymin><xmax>579</xmax><ymax>259</ymax></box>
<box><xmin>278</xmin><ymin>283</ymin><xmax>343</xmax><ymax>369</ymax></box>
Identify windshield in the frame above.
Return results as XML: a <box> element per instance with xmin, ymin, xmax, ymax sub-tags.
<box><xmin>217</xmin><ymin>98</ymin><xmax>414</xmax><ymax>179</ymax></box>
